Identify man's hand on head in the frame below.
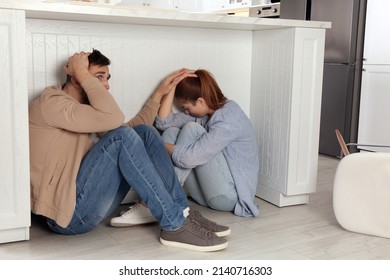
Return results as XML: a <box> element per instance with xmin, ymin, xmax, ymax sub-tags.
<box><xmin>63</xmin><ymin>51</ymin><xmax>92</xmax><ymax>83</ymax></box>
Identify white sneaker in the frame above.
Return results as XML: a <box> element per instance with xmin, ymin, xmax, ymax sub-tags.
<box><xmin>110</xmin><ymin>202</ymin><xmax>156</xmax><ymax>227</ymax></box>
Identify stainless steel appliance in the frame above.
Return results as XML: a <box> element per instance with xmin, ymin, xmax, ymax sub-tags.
<box><xmin>279</xmin><ymin>0</ymin><xmax>367</xmax><ymax>157</ymax></box>
<box><xmin>249</xmin><ymin>2</ymin><xmax>280</xmax><ymax>18</ymax></box>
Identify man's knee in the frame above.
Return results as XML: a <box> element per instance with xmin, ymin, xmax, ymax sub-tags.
<box><xmin>133</xmin><ymin>124</ymin><xmax>159</xmax><ymax>136</ymax></box>
<box><xmin>110</xmin><ymin>126</ymin><xmax>139</xmax><ymax>140</ymax></box>
<box><xmin>133</xmin><ymin>125</ymin><xmax>164</xmax><ymax>147</ymax></box>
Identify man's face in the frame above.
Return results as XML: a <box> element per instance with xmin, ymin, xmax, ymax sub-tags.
<box><xmin>79</xmin><ymin>64</ymin><xmax>111</xmax><ymax>104</ymax></box>
<box><xmin>89</xmin><ymin>64</ymin><xmax>111</xmax><ymax>90</ymax></box>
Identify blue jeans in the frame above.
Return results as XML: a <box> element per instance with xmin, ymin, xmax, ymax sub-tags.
<box><xmin>162</xmin><ymin>122</ymin><xmax>238</xmax><ymax>212</ymax></box>
<box><xmin>47</xmin><ymin>125</ymin><xmax>188</xmax><ymax>234</ymax></box>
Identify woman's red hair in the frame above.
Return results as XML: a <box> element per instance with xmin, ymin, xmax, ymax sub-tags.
<box><xmin>175</xmin><ymin>69</ymin><xmax>227</xmax><ymax>110</ymax></box>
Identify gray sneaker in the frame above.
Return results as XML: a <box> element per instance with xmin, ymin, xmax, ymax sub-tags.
<box><xmin>190</xmin><ymin>209</ymin><xmax>231</xmax><ymax>237</ymax></box>
<box><xmin>160</xmin><ymin>218</ymin><xmax>228</xmax><ymax>252</ymax></box>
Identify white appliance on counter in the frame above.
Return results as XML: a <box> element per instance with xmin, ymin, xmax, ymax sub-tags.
<box><xmin>357</xmin><ymin>0</ymin><xmax>390</xmax><ymax>152</ymax></box>
<box><xmin>117</xmin><ymin>0</ymin><xmax>252</xmax><ymax>12</ymax></box>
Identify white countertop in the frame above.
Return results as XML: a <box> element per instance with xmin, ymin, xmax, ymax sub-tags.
<box><xmin>0</xmin><ymin>0</ymin><xmax>331</xmax><ymax>31</ymax></box>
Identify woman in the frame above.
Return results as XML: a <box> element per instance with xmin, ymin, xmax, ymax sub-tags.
<box><xmin>155</xmin><ymin>69</ymin><xmax>260</xmax><ymax>217</ymax></box>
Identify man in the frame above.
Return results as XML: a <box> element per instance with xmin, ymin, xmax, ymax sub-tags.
<box><xmin>29</xmin><ymin>49</ymin><xmax>229</xmax><ymax>252</ymax></box>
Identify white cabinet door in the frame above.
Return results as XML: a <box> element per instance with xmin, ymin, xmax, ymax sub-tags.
<box><xmin>148</xmin><ymin>0</ymin><xmax>176</xmax><ymax>9</ymax></box>
<box><xmin>175</xmin><ymin>0</ymin><xmax>204</xmax><ymax>12</ymax></box>
<box><xmin>204</xmin><ymin>0</ymin><xmax>251</xmax><ymax>12</ymax></box>
<box><xmin>363</xmin><ymin>0</ymin><xmax>390</xmax><ymax>64</ymax></box>
<box><xmin>176</xmin><ymin>0</ymin><xmax>232</xmax><ymax>12</ymax></box>
<box><xmin>357</xmin><ymin>65</ymin><xmax>390</xmax><ymax>152</ymax></box>
<box><xmin>121</xmin><ymin>0</ymin><xmax>176</xmax><ymax>9</ymax></box>
<box><xmin>204</xmin><ymin>0</ymin><xmax>229</xmax><ymax>11</ymax></box>
<box><xmin>0</xmin><ymin>9</ymin><xmax>30</xmax><ymax>243</ymax></box>
<box><xmin>120</xmin><ymin>0</ymin><xmax>146</xmax><ymax>6</ymax></box>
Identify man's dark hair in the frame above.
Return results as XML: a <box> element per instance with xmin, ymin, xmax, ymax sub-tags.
<box><xmin>64</xmin><ymin>49</ymin><xmax>110</xmax><ymax>85</ymax></box>
<box><xmin>88</xmin><ymin>49</ymin><xmax>110</xmax><ymax>66</ymax></box>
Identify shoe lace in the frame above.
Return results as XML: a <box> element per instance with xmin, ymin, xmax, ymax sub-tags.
<box><xmin>191</xmin><ymin>210</ymin><xmax>217</xmax><ymax>227</ymax></box>
<box><xmin>188</xmin><ymin>217</ymin><xmax>215</xmax><ymax>238</ymax></box>
<box><xmin>122</xmin><ymin>203</ymin><xmax>141</xmax><ymax>216</ymax></box>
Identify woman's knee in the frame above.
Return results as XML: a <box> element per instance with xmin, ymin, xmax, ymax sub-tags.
<box><xmin>162</xmin><ymin>127</ymin><xmax>180</xmax><ymax>144</ymax></box>
<box><xmin>177</xmin><ymin>122</ymin><xmax>206</xmax><ymax>143</ymax></box>
<box><xmin>182</xmin><ymin>122</ymin><xmax>205</xmax><ymax>134</ymax></box>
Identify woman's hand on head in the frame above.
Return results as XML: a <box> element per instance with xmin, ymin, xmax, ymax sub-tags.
<box><xmin>151</xmin><ymin>68</ymin><xmax>197</xmax><ymax>104</ymax></box>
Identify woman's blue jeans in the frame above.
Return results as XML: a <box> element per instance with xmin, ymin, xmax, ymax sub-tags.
<box><xmin>47</xmin><ymin>125</ymin><xmax>188</xmax><ymax>234</ymax></box>
<box><xmin>162</xmin><ymin>122</ymin><xmax>238</xmax><ymax>212</ymax></box>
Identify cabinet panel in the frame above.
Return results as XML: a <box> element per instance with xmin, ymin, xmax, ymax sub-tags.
<box><xmin>251</xmin><ymin>28</ymin><xmax>325</xmax><ymax>206</ymax></box>
<box><xmin>251</xmin><ymin>28</ymin><xmax>294</xmax><ymax>196</ymax></box>
<box><xmin>363</xmin><ymin>0</ymin><xmax>390</xmax><ymax>64</ymax></box>
<box><xmin>0</xmin><ymin>9</ymin><xmax>30</xmax><ymax>243</ymax></box>
<box><xmin>357</xmin><ymin>65</ymin><xmax>390</xmax><ymax>151</ymax></box>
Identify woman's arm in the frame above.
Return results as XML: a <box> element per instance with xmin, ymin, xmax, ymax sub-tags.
<box><xmin>158</xmin><ymin>68</ymin><xmax>196</xmax><ymax>119</ymax></box>
<box><xmin>126</xmin><ymin>68</ymin><xmax>196</xmax><ymax>127</ymax></box>
<box><xmin>158</xmin><ymin>87</ymin><xmax>175</xmax><ymax>120</ymax></box>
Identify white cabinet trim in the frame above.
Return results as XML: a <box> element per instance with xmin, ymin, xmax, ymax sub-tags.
<box><xmin>0</xmin><ymin>9</ymin><xmax>30</xmax><ymax>243</ymax></box>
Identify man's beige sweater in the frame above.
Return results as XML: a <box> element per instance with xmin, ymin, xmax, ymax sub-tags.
<box><xmin>29</xmin><ymin>77</ymin><xmax>160</xmax><ymax>227</ymax></box>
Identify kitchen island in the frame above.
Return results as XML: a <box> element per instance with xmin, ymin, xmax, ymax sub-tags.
<box><xmin>0</xmin><ymin>0</ymin><xmax>330</xmax><ymax>243</ymax></box>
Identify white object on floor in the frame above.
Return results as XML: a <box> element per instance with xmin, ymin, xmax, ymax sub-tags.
<box><xmin>110</xmin><ymin>202</ymin><xmax>156</xmax><ymax>227</ymax></box>
<box><xmin>120</xmin><ymin>189</ymin><xmax>139</xmax><ymax>204</ymax></box>
<box><xmin>333</xmin><ymin>152</ymin><xmax>390</xmax><ymax>239</ymax></box>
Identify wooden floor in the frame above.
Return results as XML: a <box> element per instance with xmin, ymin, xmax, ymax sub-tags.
<box><xmin>1</xmin><ymin>155</ymin><xmax>390</xmax><ymax>260</ymax></box>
